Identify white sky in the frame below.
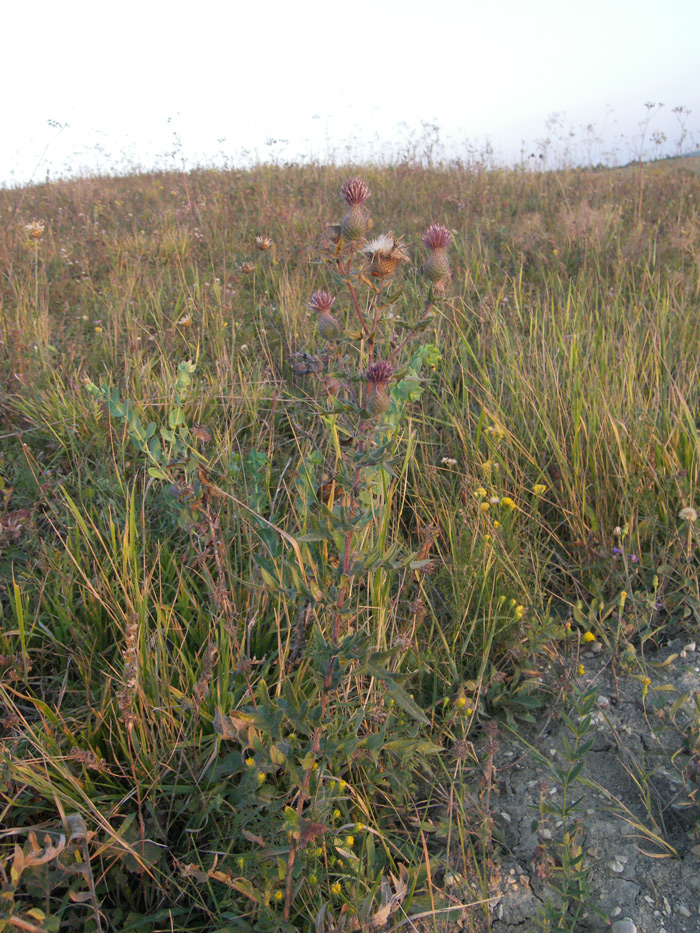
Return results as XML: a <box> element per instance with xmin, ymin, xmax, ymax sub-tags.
<box><xmin>2</xmin><ymin>0</ymin><xmax>699</xmax><ymax>187</ymax></box>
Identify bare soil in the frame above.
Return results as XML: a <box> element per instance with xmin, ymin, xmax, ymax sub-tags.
<box><xmin>468</xmin><ymin>638</ymin><xmax>700</xmax><ymax>932</ymax></box>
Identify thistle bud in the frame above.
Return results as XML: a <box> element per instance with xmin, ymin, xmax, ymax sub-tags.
<box><xmin>422</xmin><ymin>223</ymin><xmax>452</xmax><ymax>284</ymax></box>
<box><xmin>309</xmin><ymin>289</ymin><xmax>342</xmax><ymax>341</ymax></box>
<box><xmin>365</xmin><ymin>360</ymin><xmax>394</xmax><ymax>416</ymax></box>
<box><xmin>340</xmin><ymin>177</ymin><xmax>371</xmax><ymax>241</ymax></box>
<box><xmin>318</xmin><ymin>313</ymin><xmax>342</xmax><ymax>341</ymax></box>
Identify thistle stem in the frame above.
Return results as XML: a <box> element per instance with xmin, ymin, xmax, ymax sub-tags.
<box><xmin>389</xmin><ymin>299</ymin><xmax>434</xmax><ymax>362</ymax></box>
<box><xmin>342</xmin><ymin>259</ymin><xmax>369</xmax><ymax>334</ymax></box>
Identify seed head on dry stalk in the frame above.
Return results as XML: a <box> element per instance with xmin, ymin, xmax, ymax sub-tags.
<box><xmin>26</xmin><ymin>220</ymin><xmax>45</xmax><ymax>240</ymax></box>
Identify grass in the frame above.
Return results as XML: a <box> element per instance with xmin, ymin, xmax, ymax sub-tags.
<box><xmin>0</xmin><ymin>154</ymin><xmax>699</xmax><ymax>931</ymax></box>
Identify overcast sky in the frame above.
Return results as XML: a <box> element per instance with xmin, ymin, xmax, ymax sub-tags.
<box><xmin>2</xmin><ymin>0</ymin><xmax>699</xmax><ymax>187</ymax></box>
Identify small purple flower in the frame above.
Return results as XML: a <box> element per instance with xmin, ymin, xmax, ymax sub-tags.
<box><xmin>629</xmin><ymin>554</ymin><xmax>639</xmax><ymax>564</ymax></box>
<box><xmin>340</xmin><ymin>178</ymin><xmax>371</xmax><ymax>207</ymax></box>
<box><xmin>422</xmin><ymin>223</ymin><xmax>452</xmax><ymax>250</ymax></box>
<box><xmin>308</xmin><ymin>289</ymin><xmax>336</xmax><ymax>314</ymax></box>
<box><xmin>611</xmin><ymin>547</ymin><xmax>623</xmax><ymax>557</ymax></box>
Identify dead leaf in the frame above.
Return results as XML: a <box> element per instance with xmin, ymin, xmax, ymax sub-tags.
<box><xmin>213</xmin><ymin>707</ymin><xmax>259</xmax><ymax>742</ymax></box>
<box><xmin>190</xmin><ymin>425</ymin><xmax>211</xmax><ymax>444</ymax></box>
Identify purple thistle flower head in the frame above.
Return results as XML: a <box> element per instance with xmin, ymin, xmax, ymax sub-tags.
<box><xmin>366</xmin><ymin>360</ymin><xmax>394</xmax><ymax>387</ymax></box>
<box><xmin>341</xmin><ymin>177</ymin><xmax>371</xmax><ymax>207</ymax></box>
<box><xmin>308</xmin><ymin>289</ymin><xmax>336</xmax><ymax>314</ymax></box>
<box><xmin>422</xmin><ymin>223</ymin><xmax>452</xmax><ymax>251</ymax></box>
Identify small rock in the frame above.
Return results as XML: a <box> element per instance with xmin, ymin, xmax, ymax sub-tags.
<box><xmin>611</xmin><ymin>907</ymin><xmax>622</xmax><ymax>917</ymax></box>
<box><xmin>679</xmin><ymin>904</ymin><xmax>691</xmax><ymax>918</ymax></box>
<box><xmin>663</xmin><ymin>896</ymin><xmax>671</xmax><ymax>916</ymax></box>
<box><xmin>596</xmin><ymin>695</ymin><xmax>610</xmax><ymax>708</ymax></box>
<box><xmin>500</xmin><ymin>811</ymin><xmax>511</xmax><ymax>823</ymax></box>
<box><xmin>685</xmin><ymin>641</ymin><xmax>697</xmax><ymax>651</ymax></box>
<box><xmin>611</xmin><ymin>921</ymin><xmax>637</xmax><ymax>933</ymax></box>
<box><xmin>609</xmin><ymin>858</ymin><xmax>626</xmax><ymax>873</ymax></box>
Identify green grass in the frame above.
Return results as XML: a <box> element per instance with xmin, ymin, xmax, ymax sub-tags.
<box><xmin>0</xmin><ymin>157</ymin><xmax>699</xmax><ymax>931</ymax></box>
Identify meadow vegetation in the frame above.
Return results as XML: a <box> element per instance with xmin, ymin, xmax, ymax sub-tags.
<box><xmin>0</xmin><ymin>155</ymin><xmax>699</xmax><ymax>931</ymax></box>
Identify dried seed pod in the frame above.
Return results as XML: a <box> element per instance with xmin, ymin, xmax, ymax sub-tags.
<box><xmin>361</xmin><ymin>233</ymin><xmax>410</xmax><ymax>278</ymax></box>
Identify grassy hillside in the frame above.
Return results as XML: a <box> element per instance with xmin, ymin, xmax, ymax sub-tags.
<box><xmin>0</xmin><ymin>158</ymin><xmax>699</xmax><ymax>931</ymax></box>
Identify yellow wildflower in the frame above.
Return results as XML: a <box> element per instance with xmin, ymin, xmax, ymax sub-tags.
<box><xmin>532</xmin><ymin>484</ymin><xmax>546</xmax><ymax>495</ymax></box>
<box><xmin>582</xmin><ymin>631</ymin><xmax>595</xmax><ymax>643</ymax></box>
<box><xmin>577</xmin><ymin>664</ymin><xmax>585</xmax><ymax>676</ymax></box>
<box><xmin>501</xmin><ymin>497</ymin><xmax>516</xmax><ymax>510</ymax></box>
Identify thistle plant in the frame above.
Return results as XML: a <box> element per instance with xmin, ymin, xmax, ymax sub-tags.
<box><xmin>260</xmin><ymin>177</ymin><xmax>451</xmax><ymax>920</ymax></box>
